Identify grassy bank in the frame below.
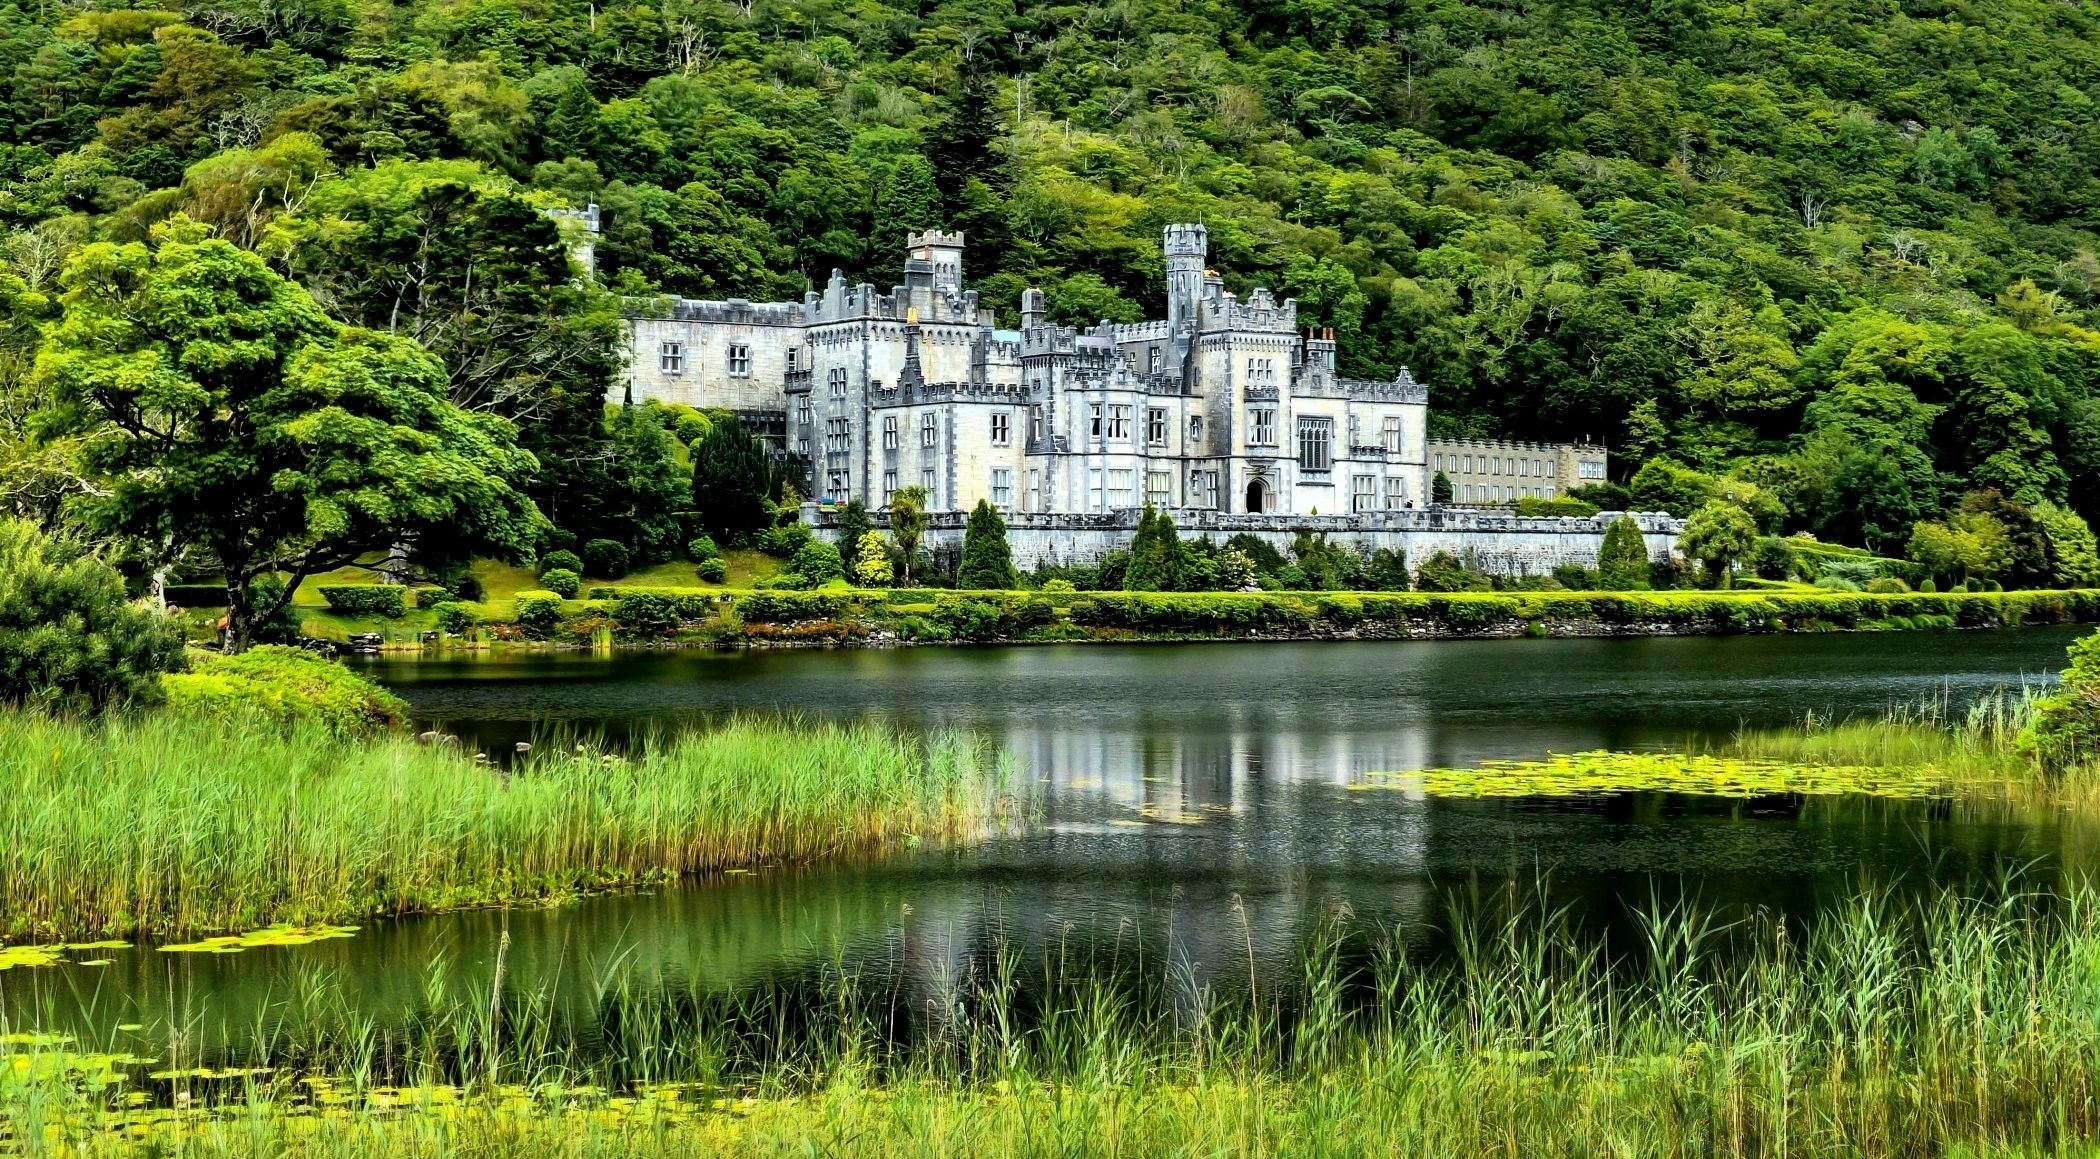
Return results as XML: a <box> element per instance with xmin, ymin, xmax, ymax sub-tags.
<box><xmin>313</xmin><ymin>584</ymin><xmax>2100</xmax><ymax>648</ymax></box>
<box><xmin>9</xmin><ymin>880</ymin><xmax>2100</xmax><ymax>1155</ymax></box>
<box><xmin>0</xmin><ymin>713</ymin><xmax>1002</xmax><ymax>943</ymax></box>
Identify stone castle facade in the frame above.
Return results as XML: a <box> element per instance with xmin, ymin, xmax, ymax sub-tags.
<box><xmin>625</xmin><ymin>223</ymin><xmax>1608</xmax><ymax>520</ymax></box>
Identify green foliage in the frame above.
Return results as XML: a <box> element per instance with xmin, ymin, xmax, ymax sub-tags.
<box><xmin>1366</xmin><ymin>548</ymin><xmax>1411</xmax><ymax>592</ymax></box>
<box><xmin>0</xmin><ymin>517</ymin><xmax>183</xmax><ymax>714</ymax></box>
<box><xmin>34</xmin><ymin>221</ymin><xmax>542</xmax><ymax>652</ymax></box>
<box><xmin>886</xmin><ymin>487</ymin><xmax>930</xmax><ymax>586</ymax></box>
<box><xmin>1597</xmin><ymin>518</ymin><xmax>1653</xmax><ymax>591</ymax></box>
<box><xmin>430</xmin><ymin>601</ymin><xmax>476</xmax><ymax>634</ymax></box>
<box><xmin>514</xmin><ymin>590</ymin><xmax>565</xmax><ymax>639</ymax></box>
<box><xmin>789</xmin><ymin>540</ymin><xmax>846</xmax><ymax>585</ymax></box>
<box><xmin>536</xmin><ymin>567</ymin><xmax>580</xmax><ymax>598</ymax></box>
<box><xmin>162</xmin><ymin>646</ymin><xmax>407</xmax><ymax>736</ymax></box>
<box><xmin>853</xmin><ymin>531</ymin><xmax>893</xmax><ymax>586</ymax></box>
<box><xmin>958</xmin><ymin>500</ymin><xmax>1017</xmax><ymax>590</ymax></box>
<box><xmin>538</xmin><ymin>550</ymin><xmax>583</xmax><ymax>577</ymax></box>
<box><xmin>694</xmin><ymin>557</ymin><xmax>728</xmax><ymax>584</ymax></box>
<box><xmin>2022</xmin><ymin>632</ymin><xmax>2100</xmax><ymax>775</ymax></box>
<box><xmin>1431</xmin><ymin>472</ymin><xmax>1454</xmax><ymax>506</ymax></box>
<box><xmin>689</xmin><ymin>418</ymin><xmax>773</xmax><ymax>548</ymax></box>
<box><xmin>581</xmin><ymin>538</ymin><xmax>630</xmax><ymax>579</ymax></box>
<box><xmin>758</xmin><ymin>522</ymin><xmax>814</xmax><ymax>559</ymax></box>
<box><xmin>686</xmin><ymin>535</ymin><xmax>720</xmax><ymax>563</ymax></box>
<box><xmin>317</xmin><ymin>585</ymin><xmax>408</xmax><ymax>618</ymax></box>
<box><xmin>1414</xmin><ymin>551</ymin><xmax>1489</xmax><ymax>593</ymax></box>
<box><xmin>1680</xmin><ymin>502</ymin><xmax>1760</xmax><ymax>588</ymax></box>
<box><xmin>1515</xmin><ymin>495</ymin><xmax>1599</xmax><ymax>517</ymax></box>
<box><xmin>1122</xmin><ymin>506</ymin><xmax>1181</xmax><ymax>592</ymax></box>
<box><xmin>1754</xmin><ymin>539</ymin><xmax>1796</xmax><ymax>582</ymax></box>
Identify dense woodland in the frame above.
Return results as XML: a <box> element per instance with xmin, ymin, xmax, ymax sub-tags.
<box><xmin>7</xmin><ymin>0</ymin><xmax>2100</xmax><ymax>607</ymax></box>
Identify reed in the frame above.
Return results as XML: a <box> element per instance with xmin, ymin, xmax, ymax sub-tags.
<box><xmin>8</xmin><ymin>877</ymin><xmax>2100</xmax><ymax>1156</ymax></box>
<box><xmin>0</xmin><ymin>712</ymin><xmax>1003</xmax><ymax>943</ymax></box>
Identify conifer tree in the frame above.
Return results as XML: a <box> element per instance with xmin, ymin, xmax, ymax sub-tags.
<box><xmin>957</xmin><ymin>499</ymin><xmax>1016</xmax><ymax>589</ymax></box>
<box><xmin>1432</xmin><ymin>471</ymin><xmax>1454</xmax><ymax>505</ymax></box>
<box><xmin>1597</xmin><ymin>516</ymin><xmax>1653</xmax><ymax>590</ymax></box>
<box><xmin>1124</xmin><ymin>505</ymin><xmax>1184</xmax><ymax>591</ymax></box>
<box><xmin>690</xmin><ymin>418</ymin><xmax>775</xmax><ymax>548</ymax></box>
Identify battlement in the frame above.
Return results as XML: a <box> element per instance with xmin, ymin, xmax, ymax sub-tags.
<box><xmin>907</xmin><ymin>230</ymin><xmax>965</xmax><ymax>249</ymax></box>
<box><xmin>1431</xmin><ymin>437</ymin><xmax>1604</xmax><ymax>454</ymax></box>
<box><xmin>1163</xmin><ymin>222</ymin><xmax>1208</xmax><ymax>259</ymax></box>
<box><xmin>874</xmin><ymin>379</ymin><xmax>1031</xmax><ymax>406</ymax></box>
<box><xmin>660</xmin><ymin>297</ymin><xmax>806</xmax><ymax>326</ymax></box>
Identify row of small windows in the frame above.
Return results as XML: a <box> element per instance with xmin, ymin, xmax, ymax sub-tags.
<box><xmin>658</xmin><ymin>341</ymin><xmax>754</xmax><ymax>377</ymax></box>
<box><xmin>1350</xmin><ymin>476</ymin><xmax>1413</xmax><ymax>511</ymax></box>
<box><xmin>1434</xmin><ymin>452</ymin><xmax>1576</xmax><ymax>479</ymax></box>
<box><xmin>1462</xmin><ymin>484</ymin><xmax>1559</xmax><ymax>503</ymax></box>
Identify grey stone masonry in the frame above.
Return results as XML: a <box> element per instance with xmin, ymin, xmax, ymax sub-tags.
<box><xmin>807</xmin><ymin>504</ymin><xmax>1684</xmax><ymax>577</ymax></box>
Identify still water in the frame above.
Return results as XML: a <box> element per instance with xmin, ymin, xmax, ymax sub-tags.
<box><xmin>8</xmin><ymin>630</ymin><xmax>2094</xmax><ymax>1054</ymax></box>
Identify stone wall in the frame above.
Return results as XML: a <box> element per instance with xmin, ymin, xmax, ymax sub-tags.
<box><xmin>807</xmin><ymin>505</ymin><xmax>1684</xmax><ymax>576</ymax></box>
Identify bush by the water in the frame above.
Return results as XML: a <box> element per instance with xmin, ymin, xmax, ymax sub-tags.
<box><xmin>161</xmin><ymin>646</ymin><xmax>407</xmax><ymax>736</ymax></box>
<box><xmin>318</xmin><ymin>585</ymin><xmax>407</xmax><ymax>619</ymax></box>
<box><xmin>582</xmin><ymin>539</ymin><xmax>631</xmax><ymax>579</ymax></box>
<box><xmin>2022</xmin><ymin>631</ymin><xmax>2100</xmax><ymax>775</ymax></box>
<box><xmin>515</xmin><ymin>591</ymin><xmax>566</xmax><ymax>638</ymax></box>
<box><xmin>537</xmin><ymin>567</ymin><xmax>582</xmax><ymax>598</ymax></box>
<box><xmin>0</xmin><ymin>518</ymin><xmax>184</xmax><ymax>714</ymax></box>
<box><xmin>430</xmin><ymin>602</ymin><xmax>476</xmax><ymax>635</ymax></box>
<box><xmin>537</xmin><ymin>549</ymin><xmax>583</xmax><ymax>577</ymax></box>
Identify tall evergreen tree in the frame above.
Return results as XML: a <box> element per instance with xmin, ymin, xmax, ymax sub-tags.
<box><xmin>1597</xmin><ymin>516</ymin><xmax>1653</xmax><ymax>590</ymax></box>
<box><xmin>1124</xmin><ymin>505</ymin><xmax>1184</xmax><ymax>591</ymax></box>
<box><xmin>957</xmin><ymin>499</ymin><xmax>1016</xmax><ymax>589</ymax></box>
<box><xmin>689</xmin><ymin>418</ymin><xmax>773</xmax><ymax>547</ymax></box>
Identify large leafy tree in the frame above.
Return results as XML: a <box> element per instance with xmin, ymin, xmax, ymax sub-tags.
<box><xmin>688</xmin><ymin>416</ymin><xmax>773</xmax><ymax>547</ymax></box>
<box><xmin>34</xmin><ymin>219</ymin><xmax>544</xmax><ymax>650</ymax></box>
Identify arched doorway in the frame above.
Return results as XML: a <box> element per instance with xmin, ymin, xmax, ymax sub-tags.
<box><xmin>1245</xmin><ymin>478</ymin><xmax>1269</xmax><ymax>513</ymax></box>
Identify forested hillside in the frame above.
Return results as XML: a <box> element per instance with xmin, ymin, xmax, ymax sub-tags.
<box><xmin>6</xmin><ymin>0</ymin><xmax>2100</xmax><ymax>577</ymax></box>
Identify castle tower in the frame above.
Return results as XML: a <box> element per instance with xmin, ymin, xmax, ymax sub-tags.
<box><xmin>907</xmin><ymin>230</ymin><xmax>966</xmax><ymax>291</ymax></box>
<box><xmin>1163</xmin><ymin>223</ymin><xmax>1207</xmax><ymax>334</ymax></box>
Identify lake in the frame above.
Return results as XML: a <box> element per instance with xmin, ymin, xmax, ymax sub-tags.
<box><xmin>8</xmin><ymin>629</ymin><xmax>2093</xmax><ymax>1060</ymax></box>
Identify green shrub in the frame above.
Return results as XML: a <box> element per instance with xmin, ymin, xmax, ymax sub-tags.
<box><xmin>790</xmin><ymin>540</ymin><xmax>847</xmax><ymax>585</ymax></box>
<box><xmin>757</xmin><ymin>523</ymin><xmax>814</xmax><ymax>559</ymax></box>
<box><xmin>430</xmin><ymin>602</ymin><xmax>476</xmax><ymax>635</ymax></box>
<box><xmin>695</xmin><ymin>557</ymin><xmax>728</xmax><ymax>583</ymax></box>
<box><xmin>582</xmin><ymin>539</ymin><xmax>631</xmax><ymax>579</ymax></box>
<box><xmin>444</xmin><ymin>572</ymin><xmax>485</xmax><ymax>602</ymax></box>
<box><xmin>1864</xmin><ymin>576</ymin><xmax>1911</xmax><ymax>594</ymax></box>
<box><xmin>1042</xmin><ymin>578</ymin><xmax>1077</xmax><ymax>594</ymax></box>
<box><xmin>317</xmin><ymin>585</ymin><xmax>407</xmax><ymax>618</ymax></box>
<box><xmin>515</xmin><ymin>591</ymin><xmax>565</xmax><ymax>638</ymax></box>
<box><xmin>2022</xmin><ymin>631</ymin><xmax>2100</xmax><ymax>774</ymax></box>
<box><xmin>687</xmin><ymin>535</ymin><xmax>721</xmax><ymax>562</ymax></box>
<box><xmin>538</xmin><ymin>567</ymin><xmax>581</xmax><ymax>598</ymax></box>
<box><xmin>538</xmin><ymin>549</ymin><xmax>583</xmax><ymax>577</ymax></box>
<box><xmin>1597</xmin><ymin>518</ymin><xmax>1652</xmax><ymax>590</ymax></box>
<box><xmin>0</xmin><ymin>518</ymin><xmax>185</xmax><ymax>713</ymax></box>
<box><xmin>1415</xmin><ymin>551</ymin><xmax>1489</xmax><ymax>593</ymax></box>
<box><xmin>612</xmin><ymin>591</ymin><xmax>682</xmax><ymax>637</ymax></box>
<box><xmin>736</xmin><ymin>591</ymin><xmax>848</xmax><ymax>624</ymax></box>
<box><xmin>1753</xmin><ymin>539</ymin><xmax>1795</xmax><ymax>581</ymax></box>
<box><xmin>162</xmin><ymin>646</ymin><xmax>407</xmax><ymax>735</ymax></box>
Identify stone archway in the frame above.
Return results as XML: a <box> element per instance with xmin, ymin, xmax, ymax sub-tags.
<box><xmin>1245</xmin><ymin>477</ymin><xmax>1269</xmax><ymax>513</ymax></box>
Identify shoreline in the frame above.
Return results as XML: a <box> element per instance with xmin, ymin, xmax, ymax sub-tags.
<box><xmin>295</xmin><ymin>586</ymin><xmax>2100</xmax><ymax>653</ymax></box>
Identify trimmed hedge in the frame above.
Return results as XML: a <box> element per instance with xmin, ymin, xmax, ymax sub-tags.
<box><xmin>162</xmin><ymin>646</ymin><xmax>408</xmax><ymax>735</ymax></box>
<box><xmin>317</xmin><ymin>585</ymin><xmax>407</xmax><ymax>618</ymax></box>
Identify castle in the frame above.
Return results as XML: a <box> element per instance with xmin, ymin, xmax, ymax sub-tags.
<box><xmin>624</xmin><ymin>224</ymin><xmax>1608</xmax><ymax>517</ymax></box>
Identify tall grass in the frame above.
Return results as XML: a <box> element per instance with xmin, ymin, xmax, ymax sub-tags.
<box><xmin>0</xmin><ymin>712</ymin><xmax>1003</xmax><ymax>943</ymax></box>
<box><xmin>9</xmin><ymin>878</ymin><xmax>2100</xmax><ymax>1155</ymax></box>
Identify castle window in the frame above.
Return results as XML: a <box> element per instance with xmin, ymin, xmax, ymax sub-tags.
<box><xmin>883</xmin><ymin>470</ymin><xmax>897</xmax><ymax>499</ymax></box>
<box><xmin>727</xmin><ymin>343</ymin><xmax>752</xmax><ymax>377</ymax></box>
<box><xmin>922</xmin><ymin>467</ymin><xmax>936</xmax><ymax>495</ymax></box>
<box><xmin>1382</xmin><ymin>417</ymin><xmax>1403</xmax><ymax>453</ymax></box>
<box><xmin>826</xmin><ymin>471</ymin><xmax>849</xmax><ymax>501</ymax></box>
<box><xmin>1148</xmin><ymin>347</ymin><xmax>1159</xmax><ymax>373</ymax></box>
<box><xmin>659</xmin><ymin>341</ymin><xmax>684</xmax><ymax>374</ymax></box>
<box><xmin>1384</xmin><ymin>477</ymin><xmax>1407</xmax><ymax>509</ymax></box>
<box><xmin>1249</xmin><ymin>409</ymin><xmax>1276</xmax><ymax>447</ymax></box>
<box><xmin>1089</xmin><ymin>403</ymin><xmax>1103</xmax><ymax>438</ymax></box>
<box><xmin>798</xmin><ymin>399</ymin><xmax>812</xmax><ymax>428</ymax></box>
<box><xmin>1296</xmin><ymin>418</ymin><xmax>1333</xmax><ymax>473</ymax></box>
<box><xmin>992</xmin><ymin>468</ymin><xmax>1013</xmax><ymax>507</ymax></box>
<box><xmin>786</xmin><ymin>348</ymin><xmax>798</xmax><ymax>373</ymax></box>
<box><xmin>882</xmin><ymin>415</ymin><xmax>898</xmax><ymax>450</ymax></box>
<box><xmin>1109</xmin><ymin>469</ymin><xmax>1135</xmax><ymax>507</ymax></box>
<box><xmin>991</xmin><ymin>412</ymin><xmax>1011</xmax><ymax>446</ymax></box>
<box><xmin>797</xmin><ymin>436</ymin><xmax>810</xmax><ymax>457</ymax></box>
<box><xmin>1029</xmin><ymin>406</ymin><xmax>1044</xmax><ymax>443</ymax></box>
<box><xmin>828</xmin><ymin>368</ymin><xmax>847</xmax><ymax>398</ymax></box>
<box><xmin>920</xmin><ymin>413</ymin><xmax>938</xmax><ymax>448</ymax></box>
<box><xmin>1088</xmin><ymin>468</ymin><xmax>1104</xmax><ymax>511</ymax></box>
<box><xmin>1352</xmin><ymin>475</ymin><xmax>1374</xmax><ymax>512</ymax></box>
<box><xmin>1579</xmin><ymin>459</ymin><xmax>1604</xmax><ymax>480</ymax></box>
<box><xmin>1146</xmin><ymin>470</ymin><xmax>1171</xmax><ymax>507</ymax></box>
<box><xmin>1147</xmin><ymin>408</ymin><xmax>1167</xmax><ymax>446</ymax></box>
<box><xmin>824</xmin><ymin>418</ymin><xmax>852</xmax><ymax>453</ymax></box>
<box><xmin>1189</xmin><ymin>415</ymin><xmax>1203</xmax><ymax>442</ymax></box>
<box><xmin>1108</xmin><ymin>405</ymin><xmax>1130</xmax><ymax>439</ymax></box>
<box><xmin>1027</xmin><ymin>469</ymin><xmax>1041</xmax><ymax>511</ymax></box>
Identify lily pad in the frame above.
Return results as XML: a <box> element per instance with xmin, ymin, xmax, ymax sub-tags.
<box><xmin>159</xmin><ymin>926</ymin><xmax>359</xmax><ymax>954</ymax></box>
<box><xmin>1361</xmin><ymin>752</ymin><xmax>1945</xmax><ymax>800</ymax></box>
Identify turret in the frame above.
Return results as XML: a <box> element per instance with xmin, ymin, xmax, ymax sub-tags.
<box><xmin>1163</xmin><ymin>223</ymin><xmax>1207</xmax><ymax>335</ymax></box>
<box><xmin>907</xmin><ymin>230</ymin><xmax>966</xmax><ymax>291</ymax></box>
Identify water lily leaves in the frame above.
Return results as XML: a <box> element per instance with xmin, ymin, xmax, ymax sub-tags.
<box><xmin>158</xmin><ymin>926</ymin><xmax>359</xmax><ymax>954</ymax></box>
<box><xmin>1361</xmin><ymin>752</ymin><xmax>1944</xmax><ymax>800</ymax></box>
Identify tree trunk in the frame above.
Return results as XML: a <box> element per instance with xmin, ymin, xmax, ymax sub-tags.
<box><xmin>221</xmin><ymin>578</ymin><xmax>256</xmax><ymax>654</ymax></box>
